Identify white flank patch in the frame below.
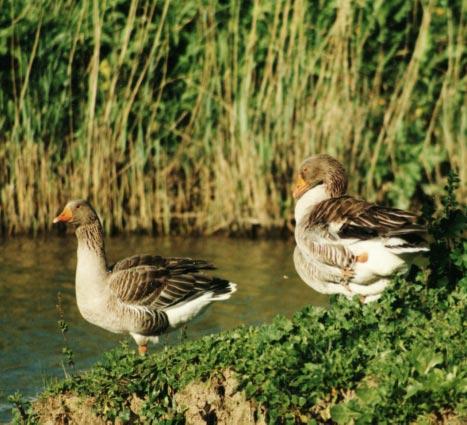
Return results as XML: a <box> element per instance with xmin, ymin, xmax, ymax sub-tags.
<box><xmin>345</xmin><ymin>239</ymin><xmax>407</xmax><ymax>284</ymax></box>
<box><xmin>165</xmin><ymin>283</ymin><xmax>236</xmax><ymax>329</ymax></box>
<box><xmin>348</xmin><ymin>278</ymin><xmax>390</xmax><ymax>295</ymax></box>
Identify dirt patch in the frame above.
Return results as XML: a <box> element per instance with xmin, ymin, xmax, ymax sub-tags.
<box><xmin>412</xmin><ymin>409</ymin><xmax>466</xmax><ymax>425</ymax></box>
<box><xmin>33</xmin><ymin>393</ymin><xmax>107</xmax><ymax>425</ymax></box>
<box><xmin>33</xmin><ymin>393</ymin><xmax>146</xmax><ymax>425</ymax></box>
<box><xmin>32</xmin><ymin>371</ymin><xmax>264</xmax><ymax>424</ymax></box>
<box><xmin>309</xmin><ymin>387</ymin><xmax>356</xmax><ymax>423</ymax></box>
<box><xmin>174</xmin><ymin>369</ymin><xmax>267</xmax><ymax>425</ymax></box>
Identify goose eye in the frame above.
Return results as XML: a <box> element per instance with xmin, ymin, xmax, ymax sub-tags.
<box><xmin>76</xmin><ymin>205</ymin><xmax>81</xmax><ymax>209</ymax></box>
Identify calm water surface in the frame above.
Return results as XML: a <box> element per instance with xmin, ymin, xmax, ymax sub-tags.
<box><xmin>0</xmin><ymin>236</ymin><xmax>328</xmax><ymax>422</ymax></box>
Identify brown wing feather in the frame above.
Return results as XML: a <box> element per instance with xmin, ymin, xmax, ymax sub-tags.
<box><xmin>296</xmin><ymin>218</ymin><xmax>355</xmax><ymax>270</ymax></box>
<box><xmin>110</xmin><ymin>254</ymin><xmax>215</xmax><ymax>273</ymax></box>
<box><xmin>108</xmin><ymin>263</ymin><xmax>231</xmax><ymax>310</ymax></box>
<box><xmin>307</xmin><ymin>196</ymin><xmax>426</xmax><ymax>240</ymax></box>
<box><xmin>107</xmin><ymin>256</ymin><xmax>231</xmax><ymax>337</ymax></box>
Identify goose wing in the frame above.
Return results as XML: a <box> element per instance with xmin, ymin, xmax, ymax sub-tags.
<box><xmin>110</xmin><ymin>254</ymin><xmax>215</xmax><ymax>273</ymax></box>
<box><xmin>307</xmin><ymin>196</ymin><xmax>427</xmax><ymax>241</ymax></box>
<box><xmin>108</xmin><ymin>259</ymin><xmax>232</xmax><ymax>335</ymax></box>
<box><xmin>295</xmin><ymin>196</ymin><xmax>427</xmax><ymax>272</ymax></box>
<box><xmin>108</xmin><ymin>261</ymin><xmax>229</xmax><ymax>311</ymax></box>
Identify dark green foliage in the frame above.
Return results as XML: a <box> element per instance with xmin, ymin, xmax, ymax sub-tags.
<box><xmin>13</xmin><ymin>178</ymin><xmax>466</xmax><ymax>423</ymax></box>
<box><xmin>8</xmin><ymin>392</ymin><xmax>37</xmax><ymax>425</ymax></box>
<box><xmin>56</xmin><ymin>292</ymin><xmax>75</xmax><ymax>375</ymax></box>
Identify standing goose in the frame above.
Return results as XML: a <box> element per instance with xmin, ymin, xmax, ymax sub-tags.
<box><xmin>292</xmin><ymin>154</ymin><xmax>428</xmax><ymax>303</ymax></box>
<box><xmin>53</xmin><ymin>199</ymin><xmax>236</xmax><ymax>354</ymax></box>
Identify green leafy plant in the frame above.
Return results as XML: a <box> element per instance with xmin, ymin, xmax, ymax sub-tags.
<box><xmin>56</xmin><ymin>292</ymin><xmax>75</xmax><ymax>377</ymax></box>
<box><xmin>8</xmin><ymin>392</ymin><xmax>37</xmax><ymax>424</ymax></box>
<box><xmin>15</xmin><ymin>178</ymin><xmax>465</xmax><ymax>424</ymax></box>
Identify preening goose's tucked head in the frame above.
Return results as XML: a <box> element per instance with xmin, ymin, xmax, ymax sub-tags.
<box><xmin>53</xmin><ymin>199</ymin><xmax>99</xmax><ymax>227</ymax></box>
<box><xmin>292</xmin><ymin>154</ymin><xmax>348</xmax><ymax>200</ymax></box>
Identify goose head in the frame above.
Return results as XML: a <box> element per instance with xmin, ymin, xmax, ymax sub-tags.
<box><xmin>292</xmin><ymin>154</ymin><xmax>348</xmax><ymax>200</ymax></box>
<box><xmin>53</xmin><ymin>199</ymin><xmax>99</xmax><ymax>227</ymax></box>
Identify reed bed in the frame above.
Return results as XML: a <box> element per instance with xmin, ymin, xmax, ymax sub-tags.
<box><xmin>0</xmin><ymin>0</ymin><xmax>464</xmax><ymax>235</ymax></box>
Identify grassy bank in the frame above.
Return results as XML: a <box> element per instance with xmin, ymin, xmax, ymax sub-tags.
<box><xmin>10</xmin><ymin>179</ymin><xmax>466</xmax><ymax>423</ymax></box>
<box><xmin>0</xmin><ymin>0</ymin><xmax>465</xmax><ymax>235</ymax></box>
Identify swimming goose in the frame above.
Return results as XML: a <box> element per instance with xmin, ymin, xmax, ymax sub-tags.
<box><xmin>53</xmin><ymin>200</ymin><xmax>236</xmax><ymax>354</ymax></box>
<box><xmin>292</xmin><ymin>154</ymin><xmax>428</xmax><ymax>303</ymax></box>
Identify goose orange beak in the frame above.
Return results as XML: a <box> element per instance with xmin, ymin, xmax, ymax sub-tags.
<box><xmin>292</xmin><ymin>176</ymin><xmax>309</xmax><ymax>199</ymax></box>
<box><xmin>53</xmin><ymin>207</ymin><xmax>73</xmax><ymax>224</ymax></box>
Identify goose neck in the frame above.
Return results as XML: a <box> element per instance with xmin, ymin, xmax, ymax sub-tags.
<box><xmin>75</xmin><ymin>221</ymin><xmax>107</xmax><ymax>270</ymax></box>
<box><xmin>294</xmin><ymin>184</ymin><xmax>330</xmax><ymax>224</ymax></box>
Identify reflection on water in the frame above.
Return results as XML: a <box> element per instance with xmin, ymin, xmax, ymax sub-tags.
<box><xmin>0</xmin><ymin>236</ymin><xmax>327</xmax><ymax>421</ymax></box>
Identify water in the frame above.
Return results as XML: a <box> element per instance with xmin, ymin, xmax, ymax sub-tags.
<box><xmin>0</xmin><ymin>235</ymin><xmax>327</xmax><ymax>422</ymax></box>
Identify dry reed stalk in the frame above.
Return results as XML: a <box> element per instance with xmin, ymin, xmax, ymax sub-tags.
<box><xmin>0</xmin><ymin>0</ymin><xmax>464</xmax><ymax>236</ymax></box>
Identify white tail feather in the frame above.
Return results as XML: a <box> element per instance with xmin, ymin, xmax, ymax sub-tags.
<box><xmin>211</xmin><ymin>282</ymin><xmax>237</xmax><ymax>300</ymax></box>
<box><xmin>165</xmin><ymin>282</ymin><xmax>236</xmax><ymax>328</ymax></box>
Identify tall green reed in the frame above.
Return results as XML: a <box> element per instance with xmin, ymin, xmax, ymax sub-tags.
<box><xmin>0</xmin><ymin>0</ymin><xmax>464</xmax><ymax>235</ymax></box>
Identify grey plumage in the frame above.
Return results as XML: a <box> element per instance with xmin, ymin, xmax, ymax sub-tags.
<box><xmin>292</xmin><ymin>155</ymin><xmax>429</xmax><ymax>302</ymax></box>
<box><xmin>54</xmin><ymin>199</ymin><xmax>236</xmax><ymax>351</ymax></box>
